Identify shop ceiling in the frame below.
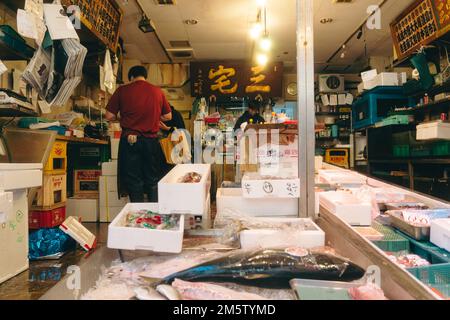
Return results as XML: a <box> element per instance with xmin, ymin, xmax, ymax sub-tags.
<box><xmin>118</xmin><ymin>0</ymin><xmax>416</xmax><ymax>73</ymax></box>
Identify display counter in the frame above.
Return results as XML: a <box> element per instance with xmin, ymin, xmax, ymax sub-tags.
<box><xmin>37</xmin><ymin>164</ymin><xmax>449</xmax><ymax>300</ymax></box>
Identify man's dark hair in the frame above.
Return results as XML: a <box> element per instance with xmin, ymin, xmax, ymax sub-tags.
<box><xmin>128</xmin><ymin>66</ymin><xmax>148</xmax><ymax>81</ymax></box>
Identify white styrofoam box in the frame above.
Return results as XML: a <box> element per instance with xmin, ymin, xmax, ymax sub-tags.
<box><xmin>318</xmin><ymin>169</ymin><xmax>367</xmax><ymax>185</ymax></box>
<box><xmin>373</xmin><ymin>72</ymin><xmax>399</xmax><ymax>87</ymax></box>
<box><xmin>430</xmin><ymin>219</ymin><xmax>450</xmax><ymax>252</ymax></box>
<box><xmin>319</xmin><ymin>191</ymin><xmax>372</xmax><ymax>226</ymax></box>
<box><xmin>259</xmin><ymin>158</ymin><xmax>298</xmax><ymax>177</ymax></box>
<box><xmin>100</xmin><ymin>206</ymin><xmax>123</xmax><ymax>223</ymax></box>
<box><xmin>0</xmin><ymin>190</ymin><xmax>29</xmax><ymax>284</ymax></box>
<box><xmin>239</xmin><ymin>218</ymin><xmax>325</xmax><ymax>250</ymax></box>
<box><xmin>111</xmin><ymin>138</ymin><xmax>120</xmax><ymax>160</ymax></box>
<box><xmin>108</xmin><ymin>203</ymin><xmax>185</xmax><ymax>253</ymax></box>
<box><xmin>66</xmin><ymin>197</ymin><xmax>99</xmax><ymax>222</ymax></box>
<box><xmin>315</xmin><ymin>156</ymin><xmax>323</xmax><ymax>173</ymax></box>
<box><xmin>185</xmin><ymin>194</ymin><xmax>211</xmax><ymax>230</ymax></box>
<box><xmin>0</xmin><ymin>163</ymin><xmax>43</xmax><ymax>190</ymax></box>
<box><xmin>99</xmin><ymin>176</ymin><xmax>128</xmax><ymax>208</ymax></box>
<box><xmin>101</xmin><ymin>160</ymin><xmax>118</xmax><ymax>176</ymax></box>
<box><xmin>99</xmin><ymin>175</ymin><xmax>118</xmax><ymax>192</ymax></box>
<box><xmin>217</xmin><ymin>188</ymin><xmax>298</xmax><ymax>217</ymax></box>
<box><xmin>242</xmin><ymin>173</ymin><xmax>300</xmax><ymax>198</ymax></box>
<box><xmin>417</xmin><ymin>121</ymin><xmax>450</xmax><ymax>141</ymax></box>
<box><xmin>158</xmin><ymin>164</ymin><xmax>211</xmax><ymax>215</ymax></box>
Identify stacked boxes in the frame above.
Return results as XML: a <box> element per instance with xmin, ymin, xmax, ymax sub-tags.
<box><xmin>31</xmin><ymin>141</ymin><xmax>68</xmax><ymax>229</ymax></box>
<box><xmin>99</xmin><ymin>161</ymin><xmax>128</xmax><ymax>222</ymax></box>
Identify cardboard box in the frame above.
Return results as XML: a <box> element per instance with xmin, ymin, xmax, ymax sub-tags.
<box><xmin>66</xmin><ymin>197</ymin><xmax>99</xmax><ymax>222</ymax></box>
<box><xmin>101</xmin><ymin>160</ymin><xmax>118</xmax><ymax>176</ymax></box>
<box><xmin>99</xmin><ymin>176</ymin><xmax>128</xmax><ymax>208</ymax></box>
<box><xmin>34</xmin><ymin>174</ymin><xmax>67</xmax><ymax>207</ymax></box>
<box><xmin>74</xmin><ymin>170</ymin><xmax>101</xmax><ymax>195</ymax></box>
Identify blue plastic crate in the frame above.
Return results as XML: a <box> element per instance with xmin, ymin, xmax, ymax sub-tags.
<box><xmin>352</xmin><ymin>86</ymin><xmax>414</xmax><ymax>130</ymax></box>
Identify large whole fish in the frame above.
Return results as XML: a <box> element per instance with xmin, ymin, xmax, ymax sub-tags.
<box><xmin>163</xmin><ymin>248</ymin><xmax>366</xmax><ymax>289</ymax></box>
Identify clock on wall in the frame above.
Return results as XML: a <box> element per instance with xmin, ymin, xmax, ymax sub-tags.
<box><xmin>286</xmin><ymin>82</ymin><xmax>297</xmax><ymax>97</ymax></box>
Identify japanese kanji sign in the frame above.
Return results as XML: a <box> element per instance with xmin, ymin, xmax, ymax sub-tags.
<box><xmin>190</xmin><ymin>61</ymin><xmax>283</xmax><ymax>98</ymax></box>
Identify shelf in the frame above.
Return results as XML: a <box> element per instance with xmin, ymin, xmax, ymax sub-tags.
<box><xmin>396</xmin><ymin>97</ymin><xmax>450</xmax><ymax>114</ymax></box>
<box><xmin>0</xmin><ymin>37</ymin><xmax>34</xmax><ymax>61</ymax></box>
<box><xmin>369</xmin><ymin>159</ymin><xmax>450</xmax><ymax>165</ymax></box>
<box><xmin>56</xmin><ymin>135</ymin><xmax>109</xmax><ymax>145</ymax></box>
<box><xmin>0</xmin><ymin>104</ymin><xmax>38</xmax><ymax>117</ymax></box>
<box><xmin>315</xmin><ymin>112</ymin><xmax>351</xmax><ymax>116</ymax></box>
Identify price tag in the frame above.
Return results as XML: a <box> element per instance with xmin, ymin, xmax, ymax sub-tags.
<box><xmin>0</xmin><ymin>192</ymin><xmax>13</xmax><ymax>224</ymax></box>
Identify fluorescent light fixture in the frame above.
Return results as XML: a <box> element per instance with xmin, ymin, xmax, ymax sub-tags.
<box><xmin>256</xmin><ymin>53</ymin><xmax>268</xmax><ymax>66</ymax></box>
<box><xmin>259</xmin><ymin>36</ymin><xmax>272</xmax><ymax>51</ymax></box>
<box><xmin>250</xmin><ymin>23</ymin><xmax>263</xmax><ymax>39</ymax></box>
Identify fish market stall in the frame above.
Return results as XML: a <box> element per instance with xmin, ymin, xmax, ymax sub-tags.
<box><xmin>35</xmin><ymin>162</ymin><xmax>449</xmax><ymax>301</ymax></box>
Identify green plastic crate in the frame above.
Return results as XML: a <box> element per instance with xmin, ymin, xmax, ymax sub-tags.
<box><xmin>381</xmin><ymin>115</ymin><xmax>411</xmax><ymax>126</ymax></box>
<box><xmin>432</xmin><ymin>142</ymin><xmax>450</xmax><ymax>157</ymax></box>
<box><xmin>372</xmin><ymin>222</ymin><xmax>411</xmax><ymax>252</ymax></box>
<box><xmin>408</xmin><ymin>263</ymin><xmax>450</xmax><ymax>299</ymax></box>
<box><xmin>410</xmin><ymin>144</ymin><xmax>432</xmax><ymax>157</ymax></box>
<box><xmin>397</xmin><ymin>231</ymin><xmax>450</xmax><ymax>264</ymax></box>
<box><xmin>393</xmin><ymin>145</ymin><xmax>410</xmax><ymax>158</ymax></box>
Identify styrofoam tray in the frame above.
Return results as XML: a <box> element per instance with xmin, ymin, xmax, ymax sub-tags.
<box><xmin>158</xmin><ymin>164</ymin><xmax>211</xmax><ymax>215</ymax></box>
<box><xmin>417</xmin><ymin>121</ymin><xmax>450</xmax><ymax>141</ymax></box>
<box><xmin>430</xmin><ymin>219</ymin><xmax>450</xmax><ymax>252</ymax></box>
<box><xmin>216</xmin><ymin>188</ymin><xmax>298</xmax><ymax>217</ymax></box>
<box><xmin>239</xmin><ymin>218</ymin><xmax>325</xmax><ymax>250</ymax></box>
<box><xmin>242</xmin><ymin>173</ymin><xmax>300</xmax><ymax>198</ymax></box>
<box><xmin>60</xmin><ymin>217</ymin><xmax>97</xmax><ymax>251</ymax></box>
<box><xmin>107</xmin><ymin>203</ymin><xmax>184</xmax><ymax>253</ymax></box>
<box><xmin>319</xmin><ymin>191</ymin><xmax>372</xmax><ymax>226</ymax></box>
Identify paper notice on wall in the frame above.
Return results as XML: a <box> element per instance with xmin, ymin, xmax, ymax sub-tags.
<box><xmin>43</xmin><ymin>4</ymin><xmax>79</xmax><ymax>40</ymax></box>
<box><xmin>17</xmin><ymin>9</ymin><xmax>38</xmax><ymax>40</ymax></box>
<box><xmin>320</xmin><ymin>94</ymin><xmax>330</xmax><ymax>106</ymax></box>
<box><xmin>345</xmin><ymin>93</ymin><xmax>354</xmax><ymax>105</ymax></box>
<box><xmin>0</xmin><ymin>60</ymin><xmax>7</xmax><ymax>76</ymax></box>
<box><xmin>338</xmin><ymin>94</ymin><xmax>347</xmax><ymax>105</ymax></box>
<box><xmin>329</xmin><ymin>94</ymin><xmax>338</xmax><ymax>106</ymax></box>
<box><xmin>0</xmin><ymin>192</ymin><xmax>13</xmax><ymax>224</ymax></box>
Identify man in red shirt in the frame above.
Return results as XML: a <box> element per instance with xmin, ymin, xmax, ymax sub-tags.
<box><xmin>105</xmin><ymin>66</ymin><xmax>172</xmax><ymax>202</ymax></box>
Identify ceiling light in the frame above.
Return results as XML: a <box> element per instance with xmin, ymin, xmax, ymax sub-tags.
<box><xmin>250</xmin><ymin>23</ymin><xmax>263</xmax><ymax>39</ymax></box>
<box><xmin>256</xmin><ymin>0</ymin><xmax>267</xmax><ymax>7</ymax></box>
<box><xmin>320</xmin><ymin>18</ymin><xmax>333</xmax><ymax>24</ymax></box>
<box><xmin>259</xmin><ymin>36</ymin><xmax>272</xmax><ymax>51</ymax></box>
<box><xmin>183</xmin><ymin>19</ymin><xmax>198</xmax><ymax>25</ymax></box>
<box><xmin>256</xmin><ymin>53</ymin><xmax>269</xmax><ymax>66</ymax></box>
<box><xmin>340</xmin><ymin>52</ymin><xmax>346</xmax><ymax>59</ymax></box>
<box><xmin>139</xmin><ymin>15</ymin><xmax>156</xmax><ymax>33</ymax></box>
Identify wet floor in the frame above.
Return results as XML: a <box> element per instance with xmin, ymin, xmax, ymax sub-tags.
<box><xmin>0</xmin><ymin>223</ymin><xmax>109</xmax><ymax>300</ymax></box>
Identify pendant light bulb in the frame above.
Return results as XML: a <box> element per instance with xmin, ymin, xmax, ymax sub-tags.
<box><xmin>250</xmin><ymin>23</ymin><xmax>263</xmax><ymax>39</ymax></box>
<box><xmin>256</xmin><ymin>53</ymin><xmax>269</xmax><ymax>66</ymax></box>
<box><xmin>260</xmin><ymin>36</ymin><xmax>272</xmax><ymax>51</ymax></box>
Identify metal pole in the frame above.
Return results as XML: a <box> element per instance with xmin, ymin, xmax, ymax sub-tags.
<box><xmin>297</xmin><ymin>0</ymin><xmax>315</xmax><ymax>218</ymax></box>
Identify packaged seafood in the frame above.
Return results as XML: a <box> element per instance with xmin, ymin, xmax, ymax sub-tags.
<box><xmin>178</xmin><ymin>172</ymin><xmax>202</xmax><ymax>183</ymax></box>
<box><xmin>384</xmin><ymin>202</ymin><xmax>429</xmax><ymax>211</ymax></box>
<box><xmin>125</xmin><ymin>210</ymin><xmax>180</xmax><ymax>230</ymax></box>
<box><xmin>163</xmin><ymin>248</ymin><xmax>366</xmax><ymax>289</ymax></box>
<box><xmin>387</xmin><ymin>254</ymin><xmax>430</xmax><ymax>269</ymax></box>
<box><xmin>387</xmin><ymin>209</ymin><xmax>450</xmax><ymax>241</ymax></box>
<box><xmin>158</xmin><ymin>164</ymin><xmax>211</xmax><ymax>215</ymax></box>
<box><xmin>108</xmin><ymin>203</ymin><xmax>185</xmax><ymax>253</ymax></box>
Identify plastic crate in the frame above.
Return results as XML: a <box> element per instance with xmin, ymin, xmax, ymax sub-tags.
<box><xmin>407</xmin><ymin>263</ymin><xmax>450</xmax><ymax>299</ymax></box>
<box><xmin>397</xmin><ymin>231</ymin><xmax>450</xmax><ymax>264</ymax></box>
<box><xmin>44</xmin><ymin>141</ymin><xmax>67</xmax><ymax>174</ymax></box>
<box><xmin>410</xmin><ymin>144</ymin><xmax>432</xmax><ymax>157</ymax></box>
<box><xmin>432</xmin><ymin>142</ymin><xmax>450</xmax><ymax>157</ymax></box>
<box><xmin>393</xmin><ymin>145</ymin><xmax>410</xmax><ymax>157</ymax></box>
<box><xmin>29</xmin><ymin>206</ymin><xmax>66</xmax><ymax>229</ymax></box>
<box><xmin>372</xmin><ymin>221</ymin><xmax>411</xmax><ymax>252</ymax></box>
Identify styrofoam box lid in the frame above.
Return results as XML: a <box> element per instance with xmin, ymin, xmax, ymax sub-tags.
<box><xmin>0</xmin><ymin>163</ymin><xmax>43</xmax><ymax>170</ymax></box>
<box><xmin>417</xmin><ymin>121</ymin><xmax>450</xmax><ymax>129</ymax></box>
<box><xmin>431</xmin><ymin>218</ymin><xmax>450</xmax><ymax>230</ymax></box>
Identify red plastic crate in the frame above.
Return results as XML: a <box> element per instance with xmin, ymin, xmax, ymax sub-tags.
<box><xmin>29</xmin><ymin>207</ymin><xmax>66</xmax><ymax>229</ymax></box>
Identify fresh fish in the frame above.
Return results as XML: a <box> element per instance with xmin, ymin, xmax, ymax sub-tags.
<box><xmin>163</xmin><ymin>248</ymin><xmax>366</xmax><ymax>289</ymax></box>
<box><xmin>348</xmin><ymin>283</ymin><xmax>387</xmax><ymax>300</ymax></box>
<box><xmin>156</xmin><ymin>284</ymin><xmax>182</xmax><ymax>300</ymax></box>
<box><xmin>134</xmin><ymin>287</ymin><xmax>166</xmax><ymax>300</ymax></box>
<box><xmin>172</xmin><ymin>279</ymin><xmax>268</xmax><ymax>300</ymax></box>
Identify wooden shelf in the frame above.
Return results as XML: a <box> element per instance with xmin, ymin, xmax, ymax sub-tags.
<box><xmin>0</xmin><ymin>37</ymin><xmax>34</xmax><ymax>61</ymax></box>
<box><xmin>369</xmin><ymin>159</ymin><xmax>450</xmax><ymax>165</ymax></box>
<box><xmin>56</xmin><ymin>135</ymin><xmax>109</xmax><ymax>145</ymax></box>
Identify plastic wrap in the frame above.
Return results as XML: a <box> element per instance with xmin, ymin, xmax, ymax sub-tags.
<box><xmin>28</xmin><ymin>228</ymin><xmax>76</xmax><ymax>260</ymax></box>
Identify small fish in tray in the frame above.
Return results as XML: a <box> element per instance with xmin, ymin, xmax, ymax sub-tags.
<box><xmin>125</xmin><ymin>210</ymin><xmax>180</xmax><ymax>230</ymax></box>
<box><xmin>178</xmin><ymin>172</ymin><xmax>202</xmax><ymax>183</ymax></box>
